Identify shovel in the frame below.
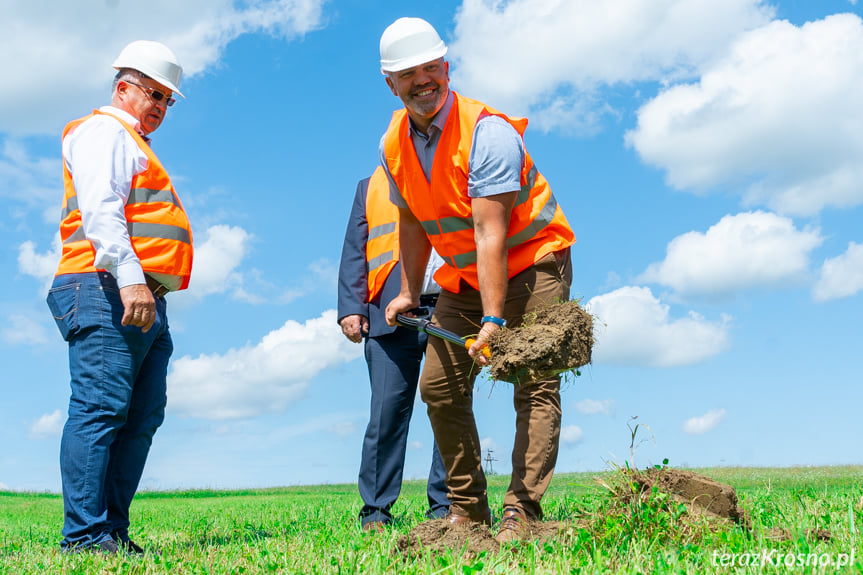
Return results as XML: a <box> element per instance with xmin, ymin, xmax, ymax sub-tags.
<box><xmin>396</xmin><ymin>313</ymin><xmax>492</xmax><ymax>358</ymax></box>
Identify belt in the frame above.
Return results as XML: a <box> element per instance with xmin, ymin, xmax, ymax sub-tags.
<box><xmin>145</xmin><ymin>275</ymin><xmax>170</xmax><ymax>298</ymax></box>
<box><xmin>419</xmin><ymin>293</ymin><xmax>439</xmax><ymax>308</ymax></box>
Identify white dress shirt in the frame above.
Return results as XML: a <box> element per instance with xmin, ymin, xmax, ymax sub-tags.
<box><xmin>62</xmin><ymin>106</ymin><xmax>150</xmax><ymax>289</ymax></box>
<box><xmin>421</xmin><ymin>249</ymin><xmax>445</xmax><ymax>296</ymax></box>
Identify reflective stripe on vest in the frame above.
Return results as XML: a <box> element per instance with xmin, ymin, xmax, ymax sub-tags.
<box><xmin>441</xmin><ymin>190</ymin><xmax>560</xmax><ymax>269</ymax></box>
<box><xmin>55</xmin><ymin>110</ymin><xmax>194</xmax><ymax>290</ymax></box>
<box><xmin>383</xmin><ymin>92</ymin><xmax>574</xmax><ymax>292</ymax></box>
<box><xmin>60</xmin><ymin>187</ymin><xmax>183</xmax><ymax>222</ymax></box>
<box><xmin>63</xmin><ymin>221</ymin><xmax>192</xmax><ymax>245</ymax></box>
<box><xmin>365</xmin><ymin>166</ymin><xmax>399</xmax><ymax>301</ymax></box>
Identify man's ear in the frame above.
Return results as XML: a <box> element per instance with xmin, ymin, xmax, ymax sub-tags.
<box><xmin>385</xmin><ymin>75</ymin><xmax>398</xmax><ymax>97</ymax></box>
<box><xmin>115</xmin><ymin>80</ymin><xmax>129</xmax><ymax>99</ymax></box>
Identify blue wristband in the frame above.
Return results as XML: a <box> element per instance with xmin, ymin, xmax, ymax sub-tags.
<box><xmin>481</xmin><ymin>315</ymin><xmax>507</xmax><ymax>327</ymax></box>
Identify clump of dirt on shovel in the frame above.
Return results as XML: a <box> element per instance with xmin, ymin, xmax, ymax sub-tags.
<box><xmin>487</xmin><ymin>299</ymin><xmax>593</xmax><ymax>383</ymax></box>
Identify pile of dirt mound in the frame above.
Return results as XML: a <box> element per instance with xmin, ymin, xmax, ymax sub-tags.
<box><xmin>487</xmin><ymin>299</ymin><xmax>593</xmax><ymax>383</ymax></box>
<box><xmin>629</xmin><ymin>468</ymin><xmax>748</xmax><ymax>525</ymax></box>
<box><xmin>395</xmin><ymin>519</ymin><xmax>499</xmax><ymax>560</ymax></box>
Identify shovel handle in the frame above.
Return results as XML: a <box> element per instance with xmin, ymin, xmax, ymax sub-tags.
<box><xmin>464</xmin><ymin>337</ymin><xmax>492</xmax><ymax>359</ymax></box>
<box><xmin>397</xmin><ymin>314</ymin><xmax>491</xmax><ymax>359</ymax></box>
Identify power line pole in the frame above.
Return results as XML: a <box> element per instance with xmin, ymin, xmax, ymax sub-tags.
<box><xmin>484</xmin><ymin>449</ymin><xmax>497</xmax><ymax>475</ymax></box>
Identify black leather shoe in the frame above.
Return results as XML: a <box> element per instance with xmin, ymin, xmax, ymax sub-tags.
<box><xmin>119</xmin><ymin>538</ymin><xmax>145</xmax><ymax>555</ymax></box>
<box><xmin>70</xmin><ymin>538</ymin><xmax>119</xmax><ymax>555</ymax></box>
<box><xmin>112</xmin><ymin>532</ymin><xmax>145</xmax><ymax>555</ymax></box>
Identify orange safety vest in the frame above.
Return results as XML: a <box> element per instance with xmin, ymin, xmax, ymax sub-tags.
<box><xmin>383</xmin><ymin>92</ymin><xmax>574</xmax><ymax>293</ymax></box>
<box><xmin>365</xmin><ymin>166</ymin><xmax>399</xmax><ymax>302</ymax></box>
<box><xmin>55</xmin><ymin>110</ymin><xmax>194</xmax><ymax>290</ymax></box>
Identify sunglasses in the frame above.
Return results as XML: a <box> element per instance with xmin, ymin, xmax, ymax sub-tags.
<box><xmin>124</xmin><ymin>80</ymin><xmax>176</xmax><ymax>107</ymax></box>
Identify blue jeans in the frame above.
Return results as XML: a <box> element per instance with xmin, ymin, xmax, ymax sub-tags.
<box><xmin>47</xmin><ymin>272</ymin><xmax>172</xmax><ymax>548</ymax></box>
<box><xmin>358</xmin><ymin>327</ymin><xmax>449</xmax><ymax>525</ymax></box>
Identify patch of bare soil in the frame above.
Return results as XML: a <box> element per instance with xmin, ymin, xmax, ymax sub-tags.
<box><xmin>488</xmin><ymin>299</ymin><xmax>593</xmax><ymax>383</ymax></box>
<box><xmin>395</xmin><ymin>519</ymin><xmax>499</xmax><ymax>560</ymax></box>
<box><xmin>395</xmin><ymin>518</ymin><xmax>580</xmax><ymax>561</ymax></box>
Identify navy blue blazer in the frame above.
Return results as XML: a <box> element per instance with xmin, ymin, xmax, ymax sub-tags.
<box><xmin>337</xmin><ymin>176</ymin><xmax>401</xmax><ymax>338</ymax></box>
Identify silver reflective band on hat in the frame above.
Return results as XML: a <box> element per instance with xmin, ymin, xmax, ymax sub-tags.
<box><xmin>113</xmin><ymin>40</ymin><xmax>185</xmax><ymax>98</ymax></box>
<box><xmin>380</xmin><ymin>17</ymin><xmax>447</xmax><ymax>73</ymax></box>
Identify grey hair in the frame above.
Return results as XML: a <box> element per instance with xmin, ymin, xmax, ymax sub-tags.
<box><xmin>112</xmin><ymin>68</ymin><xmax>145</xmax><ymax>93</ymax></box>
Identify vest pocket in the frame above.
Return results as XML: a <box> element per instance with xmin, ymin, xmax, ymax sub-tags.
<box><xmin>46</xmin><ymin>283</ymin><xmax>80</xmax><ymax>341</ymax></box>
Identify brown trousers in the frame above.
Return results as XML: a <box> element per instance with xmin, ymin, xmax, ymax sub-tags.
<box><xmin>420</xmin><ymin>249</ymin><xmax>572</xmax><ymax>519</ymax></box>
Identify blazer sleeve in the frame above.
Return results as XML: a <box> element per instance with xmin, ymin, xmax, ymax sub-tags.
<box><xmin>337</xmin><ymin>177</ymin><xmax>370</xmax><ymax>323</ymax></box>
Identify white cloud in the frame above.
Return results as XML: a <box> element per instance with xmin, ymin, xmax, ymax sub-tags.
<box><xmin>813</xmin><ymin>242</ymin><xmax>863</xmax><ymax>302</ymax></box>
<box><xmin>29</xmin><ymin>410</ymin><xmax>65</xmax><ymax>439</ymax></box>
<box><xmin>560</xmin><ymin>425</ymin><xmax>585</xmax><ymax>446</ymax></box>
<box><xmin>638</xmin><ymin>211</ymin><xmax>823</xmax><ymax>297</ymax></box>
<box><xmin>0</xmin><ymin>314</ymin><xmax>49</xmax><ymax>346</ymax></box>
<box><xmin>182</xmin><ymin>224</ymin><xmax>252</xmax><ymax>299</ymax></box>
<box><xmin>167</xmin><ymin>309</ymin><xmax>362</xmax><ymax>419</ymax></box>
<box><xmin>574</xmin><ymin>398</ymin><xmax>615</xmax><ymax>416</ymax></box>
<box><xmin>587</xmin><ymin>286</ymin><xmax>731</xmax><ymax>367</ymax></box>
<box><xmin>273</xmin><ymin>259</ymin><xmax>338</xmax><ymax>305</ymax></box>
<box><xmin>0</xmin><ymin>140</ymin><xmax>61</xmax><ymax>219</ymax></box>
<box><xmin>682</xmin><ymin>408</ymin><xmax>727</xmax><ymax>434</ymax></box>
<box><xmin>327</xmin><ymin>421</ymin><xmax>357</xmax><ymax>438</ymax></box>
<box><xmin>408</xmin><ymin>441</ymin><xmax>424</xmax><ymax>451</ymax></box>
<box><xmin>18</xmin><ymin>236</ymin><xmax>62</xmax><ymax>283</ymax></box>
<box><xmin>449</xmin><ymin>0</ymin><xmax>773</xmax><ymax>131</ymax></box>
<box><xmin>626</xmin><ymin>14</ymin><xmax>863</xmax><ymax>216</ymax></box>
<box><xmin>0</xmin><ymin>0</ymin><xmax>325</xmax><ymax>135</ymax></box>
<box><xmin>0</xmin><ymin>482</ymin><xmax>8</xmax><ymax>491</ymax></box>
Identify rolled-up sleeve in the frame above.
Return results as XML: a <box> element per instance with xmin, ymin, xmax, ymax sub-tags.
<box><xmin>467</xmin><ymin>116</ymin><xmax>525</xmax><ymax>198</ymax></box>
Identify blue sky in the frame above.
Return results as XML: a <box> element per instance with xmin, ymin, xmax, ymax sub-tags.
<box><xmin>2</xmin><ymin>0</ymin><xmax>861</xmax><ymax>492</ymax></box>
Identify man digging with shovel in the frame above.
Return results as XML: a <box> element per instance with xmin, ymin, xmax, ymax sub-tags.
<box><xmin>378</xmin><ymin>17</ymin><xmax>576</xmax><ymax>543</ymax></box>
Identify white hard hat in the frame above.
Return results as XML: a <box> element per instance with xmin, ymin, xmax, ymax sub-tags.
<box><xmin>113</xmin><ymin>40</ymin><xmax>184</xmax><ymax>98</ymax></box>
<box><xmin>380</xmin><ymin>17</ymin><xmax>447</xmax><ymax>74</ymax></box>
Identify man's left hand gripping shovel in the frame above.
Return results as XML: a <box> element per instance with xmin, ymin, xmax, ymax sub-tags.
<box><xmin>396</xmin><ymin>314</ymin><xmax>492</xmax><ymax>359</ymax></box>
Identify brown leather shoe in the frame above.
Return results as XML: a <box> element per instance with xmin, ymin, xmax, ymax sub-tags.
<box><xmin>445</xmin><ymin>507</ymin><xmax>492</xmax><ymax>526</ymax></box>
<box><xmin>362</xmin><ymin>520</ymin><xmax>387</xmax><ymax>533</ymax></box>
<box><xmin>495</xmin><ymin>507</ymin><xmax>528</xmax><ymax>543</ymax></box>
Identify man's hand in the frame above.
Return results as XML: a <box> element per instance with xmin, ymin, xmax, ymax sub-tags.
<box><xmin>468</xmin><ymin>322</ymin><xmax>500</xmax><ymax>366</ymax></box>
<box><xmin>339</xmin><ymin>314</ymin><xmax>369</xmax><ymax>343</ymax></box>
<box><xmin>120</xmin><ymin>284</ymin><xmax>156</xmax><ymax>333</ymax></box>
<box><xmin>385</xmin><ymin>293</ymin><xmax>419</xmax><ymax>327</ymax></box>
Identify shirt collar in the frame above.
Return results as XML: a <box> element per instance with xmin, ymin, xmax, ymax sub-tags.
<box><xmin>99</xmin><ymin>105</ymin><xmax>151</xmax><ymax>143</ymax></box>
<box><xmin>408</xmin><ymin>89</ymin><xmax>454</xmax><ymax>139</ymax></box>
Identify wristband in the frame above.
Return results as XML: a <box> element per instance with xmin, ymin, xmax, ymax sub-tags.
<box><xmin>481</xmin><ymin>315</ymin><xmax>507</xmax><ymax>328</ymax></box>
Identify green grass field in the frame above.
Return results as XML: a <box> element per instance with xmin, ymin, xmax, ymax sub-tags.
<box><xmin>1</xmin><ymin>466</ymin><xmax>861</xmax><ymax>574</ymax></box>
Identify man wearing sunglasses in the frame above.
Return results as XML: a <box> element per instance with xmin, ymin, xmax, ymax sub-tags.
<box><xmin>47</xmin><ymin>40</ymin><xmax>193</xmax><ymax>555</ymax></box>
